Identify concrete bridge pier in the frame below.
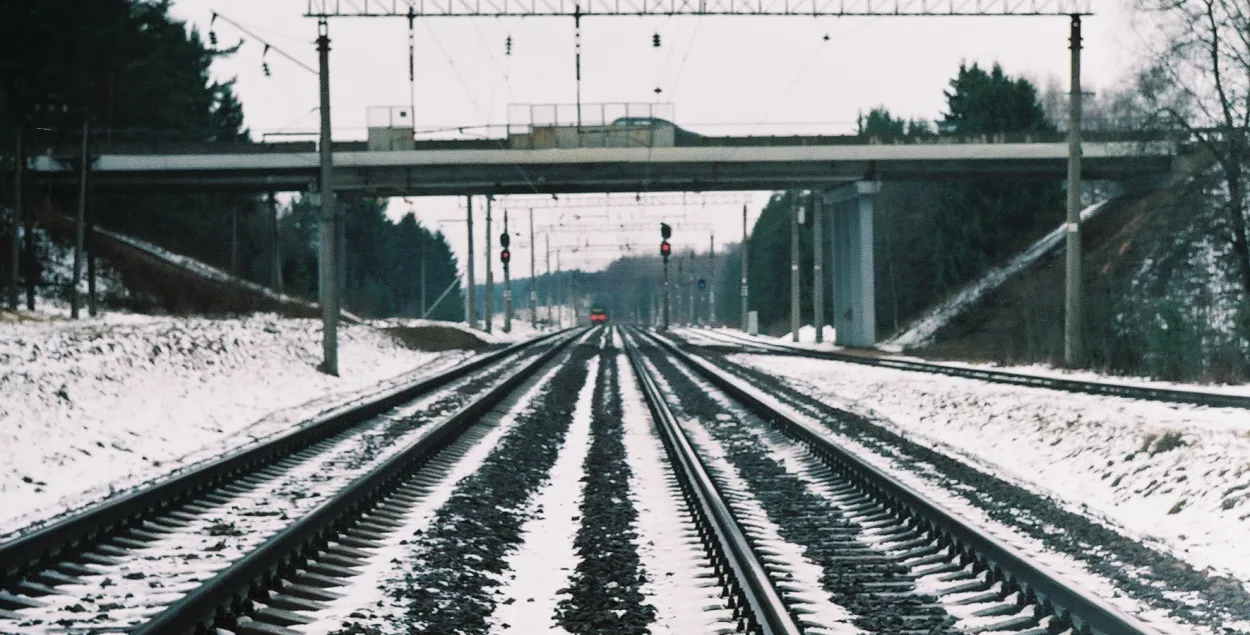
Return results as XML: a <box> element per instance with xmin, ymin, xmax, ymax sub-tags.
<box><xmin>827</xmin><ymin>181</ymin><xmax>880</xmax><ymax>348</ymax></box>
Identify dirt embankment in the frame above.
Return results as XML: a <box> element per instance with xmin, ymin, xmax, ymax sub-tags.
<box><xmin>383</xmin><ymin>325</ymin><xmax>490</xmax><ymax>352</ymax></box>
<box><xmin>916</xmin><ymin>186</ymin><xmax>1170</xmax><ymax>366</ymax></box>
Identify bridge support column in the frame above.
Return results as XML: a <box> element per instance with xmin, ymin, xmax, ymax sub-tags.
<box><xmin>828</xmin><ymin>181</ymin><xmax>879</xmax><ymax>348</ymax></box>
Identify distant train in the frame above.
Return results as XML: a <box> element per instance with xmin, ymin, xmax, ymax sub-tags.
<box><xmin>589</xmin><ymin>305</ymin><xmax>609</xmax><ymax>324</ymax></box>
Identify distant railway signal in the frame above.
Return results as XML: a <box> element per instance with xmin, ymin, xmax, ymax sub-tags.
<box><xmin>500</xmin><ymin>232</ymin><xmax>510</xmax><ymax>248</ymax></box>
<box><xmin>697</xmin><ymin>278</ymin><xmax>706</xmax><ymax>290</ymax></box>
<box><xmin>501</xmin><ymin>248</ymin><xmax>511</xmax><ymax>264</ymax></box>
<box><xmin>660</xmin><ymin>241</ymin><xmax>671</xmax><ymax>258</ymax></box>
<box><xmin>660</xmin><ymin>223</ymin><xmax>672</xmax><ymax>240</ymax></box>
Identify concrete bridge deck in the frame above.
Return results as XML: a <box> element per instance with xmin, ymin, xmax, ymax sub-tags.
<box><xmin>23</xmin><ymin>137</ymin><xmax>1181</xmax><ymax>196</ymax></box>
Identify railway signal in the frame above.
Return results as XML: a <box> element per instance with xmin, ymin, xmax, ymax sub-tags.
<box><xmin>660</xmin><ymin>223</ymin><xmax>672</xmax><ymax>330</ymax></box>
<box><xmin>501</xmin><ymin>248</ymin><xmax>511</xmax><ymax>264</ymax></box>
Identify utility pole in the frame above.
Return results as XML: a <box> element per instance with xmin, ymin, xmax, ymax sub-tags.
<box><xmin>1064</xmin><ymin>14</ymin><xmax>1084</xmax><ymax>367</ymax></box>
<box><xmin>71</xmin><ymin>116</ymin><xmax>90</xmax><ymax>319</ymax></box>
<box><xmin>709</xmin><ymin>233</ymin><xmax>716</xmax><ymax>325</ymax></box>
<box><xmin>741</xmin><ymin>205</ymin><xmax>749</xmax><ymax>332</ymax></box>
<box><xmin>317</xmin><ymin>19</ymin><xmax>340</xmax><ymax>376</ymax></box>
<box><xmin>555</xmin><ymin>251</ymin><xmax>563</xmax><ymax>327</ymax></box>
<box><xmin>545</xmin><ymin>233</ymin><xmax>552</xmax><ymax>328</ymax></box>
<box><xmin>466</xmin><ymin>195</ymin><xmax>476</xmax><ymax>328</ymax></box>
<box><xmin>687</xmin><ymin>253</ymin><xmax>695</xmax><ymax>326</ymax></box>
<box><xmin>485</xmin><ymin>196</ymin><xmax>494</xmax><ymax>333</ymax></box>
<box><xmin>419</xmin><ymin>231</ymin><xmax>427</xmax><ymax>317</ymax></box>
<box><xmin>529</xmin><ymin>209</ymin><xmax>537</xmax><ymax>329</ymax></box>
<box><xmin>268</xmin><ymin>192</ymin><xmax>283</xmax><ymax>295</ymax></box>
<box><xmin>502</xmin><ymin>209</ymin><xmax>512</xmax><ymax>333</ymax></box>
<box><xmin>680</xmin><ymin>252</ymin><xmax>690</xmax><ymax>325</ymax></box>
<box><xmin>813</xmin><ymin>192</ymin><xmax>824</xmax><ymax>343</ymax></box>
<box><xmin>791</xmin><ymin>193</ymin><xmax>801</xmax><ymax>343</ymax></box>
<box><xmin>7</xmin><ymin>124</ymin><xmax>21</xmax><ymax>310</ymax></box>
<box><xmin>230</xmin><ymin>205</ymin><xmax>240</xmax><ymax>275</ymax></box>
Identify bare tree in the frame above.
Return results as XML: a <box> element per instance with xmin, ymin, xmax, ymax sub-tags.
<box><xmin>1135</xmin><ymin>0</ymin><xmax>1250</xmax><ymax>295</ymax></box>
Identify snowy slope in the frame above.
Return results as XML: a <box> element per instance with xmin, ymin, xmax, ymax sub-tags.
<box><xmin>0</xmin><ymin>315</ymin><xmax>471</xmax><ymax>535</ymax></box>
<box><xmin>734</xmin><ymin>353</ymin><xmax>1250</xmax><ymax>585</ymax></box>
<box><xmin>886</xmin><ymin>198</ymin><xmax>1115</xmax><ymax>350</ymax></box>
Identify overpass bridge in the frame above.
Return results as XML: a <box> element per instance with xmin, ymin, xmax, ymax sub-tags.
<box><xmin>14</xmin><ymin>131</ymin><xmax>1195</xmax><ymax>354</ymax></box>
<box><xmin>23</xmin><ymin>133</ymin><xmax>1185</xmax><ymax>196</ymax></box>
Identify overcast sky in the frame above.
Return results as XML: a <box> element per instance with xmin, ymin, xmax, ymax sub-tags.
<box><xmin>169</xmin><ymin>0</ymin><xmax>1144</xmax><ymax>277</ymax></box>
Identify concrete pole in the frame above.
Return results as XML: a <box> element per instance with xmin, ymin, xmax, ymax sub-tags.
<box><xmin>529</xmin><ymin>209</ymin><xmax>537</xmax><ymax>329</ymax></box>
<box><xmin>71</xmin><ymin>116</ymin><xmax>89</xmax><ymax>319</ymax></box>
<box><xmin>545</xmin><ymin>233</ymin><xmax>552</xmax><ymax>327</ymax></box>
<box><xmin>420</xmin><ymin>232</ymin><xmax>427</xmax><ymax>316</ymax></box>
<box><xmin>503</xmin><ymin>208</ymin><xmax>512</xmax><ymax>333</ymax></box>
<box><xmin>662</xmin><ymin>255</ymin><xmax>670</xmax><ymax>330</ymax></box>
<box><xmin>230</xmin><ymin>204</ymin><xmax>239</xmax><ymax>275</ymax></box>
<box><xmin>677</xmin><ymin>255</ymin><xmax>684</xmax><ymax>325</ymax></box>
<box><xmin>7</xmin><ymin>124</ymin><xmax>21</xmax><ymax>310</ymax></box>
<box><xmin>790</xmin><ymin>193</ymin><xmax>801</xmax><ymax>342</ymax></box>
<box><xmin>813</xmin><ymin>193</ymin><xmax>824</xmax><ymax>343</ymax></box>
<box><xmin>741</xmin><ymin>205</ymin><xmax>749</xmax><ymax>332</ymax></box>
<box><xmin>1064</xmin><ymin>14</ymin><xmax>1084</xmax><ymax>367</ymax></box>
<box><xmin>268</xmin><ymin>192</ymin><xmax>283</xmax><ymax>295</ymax></box>
<box><xmin>317</xmin><ymin>20</ymin><xmax>339</xmax><ymax>376</ymax></box>
<box><xmin>688</xmin><ymin>254</ymin><xmax>695</xmax><ymax>325</ymax></box>
<box><xmin>555</xmin><ymin>251</ymin><xmax>563</xmax><ymax>327</ymax></box>
<box><xmin>709</xmin><ymin>234</ymin><xmax>716</xmax><ymax>325</ymax></box>
<box><xmin>466</xmin><ymin>195</ymin><xmax>476</xmax><ymax>328</ymax></box>
<box><xmin>484</xmin><ymin>196</ymin><xmax>494</xmax><ymax>333</ymax></box>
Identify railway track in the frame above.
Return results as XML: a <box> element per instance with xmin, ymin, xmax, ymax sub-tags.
<box><xmin>1</xmin><ymin>325</ymin><xmax>1157</xmax><ymax>634</ymax></box>
<box><xmin>681</xmin><ymin>327</ymin><xmax>1250</xmax><ymax>409</ymax></box>
<box><xmin>625</xmin><ymin>326</ymin><xmax>1153</xmax><ymax>635</ymax></box>
<box><xmin>0</xmin><ymin>328</ymin><xmax>578</xmax><ymax>634</ymax></box>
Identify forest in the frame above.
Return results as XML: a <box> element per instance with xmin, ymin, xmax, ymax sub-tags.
<box><xmin>0</xmin><ymin>0</ymin><xmax>465</xmax><ymax>320</ymax></box>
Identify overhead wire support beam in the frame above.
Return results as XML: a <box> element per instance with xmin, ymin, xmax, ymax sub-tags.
<box><xmin>306</xmin><ymin>0</ymin><xmax>1092</xmax><ymax>17</ymax></box>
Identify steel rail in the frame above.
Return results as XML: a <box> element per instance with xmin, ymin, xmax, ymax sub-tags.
<box><xmin>621</xmin><ymin>328</ymin><xmax>802</xmax><ymax>635</ymax></box>
<box><xmin>131</xmin><ymin>327</ymin><xmax>586</xmax><ymax>634</ymax></box>
<box><xmin>644</xmin><ymin>329</ymin><xmax>1155</xmax><ymax>635</ymax></box>
<box><xmin>685</xmin><ymin>328</ymin><xmax>1250</xmax><ymax>410</ymax></box>
<box><xmin>0</xmin><ymin>329</ymin><xmax>567</xmax><ymax>587</ymax></box>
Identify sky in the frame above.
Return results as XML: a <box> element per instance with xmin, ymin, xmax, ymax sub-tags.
<box><xmin>168</xmin><ymin>0</ymin><xmax>1146</xmax><ymax>279</ymax></box>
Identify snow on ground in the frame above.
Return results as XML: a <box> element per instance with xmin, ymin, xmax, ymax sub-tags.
<box><xmin>489</xmin><ymin>355</ymin><xmax>598</xmax><ymax>634</ymax></box>
<box><xmin>775</xmin><ymin>324</ymin><xmax>837</xmax><ymax>346</ymax></box>
<box><xmin>732</xmin><ymin>353</ymin><xmax>1250</xmax><ymax>587</ymax></box>
<box><xmin>0</xmin><ymin>314</ymin><xmax>476</xmax><ymax>535</ymax></box>
<box><xmin>886</xmin><ymin>197</ymin><xmax>1114</xmax><ymax>350</ymax></box>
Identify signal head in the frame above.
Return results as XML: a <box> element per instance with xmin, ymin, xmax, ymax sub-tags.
<box><xmin>500</xmin><ymin>232</ymin><xmax>510</xmax><ymax>248</ymax></box>
<box><xmin>660</xmin><ymin>223</ymin><xmax>672</xmax><ymax>240</ymax></box>
<box><xmin>500</xmin><ymin>249</ymin><xmax>511</xmax><ymax>264</ymax></box>
<box><xmin>660</xmin><ymin>240</ymin><xmax>671</xmax><ymax>258</ymax></box>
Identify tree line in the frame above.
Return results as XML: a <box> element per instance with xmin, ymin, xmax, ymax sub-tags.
<box><xmin>1</xmin><ymin>0</ymin><xmax>464</xmax><ymax>320</ymax></box>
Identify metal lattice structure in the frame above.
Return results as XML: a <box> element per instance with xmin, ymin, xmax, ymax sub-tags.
<box><xmin>306</xmin><ymin>0</ymin><xmax>1092</xmax><ymax>17</ymax></box>
<box><xmin>465</xmin><ymin>193</ymin><xmax>755</xmax><ymax>209</ymax></box>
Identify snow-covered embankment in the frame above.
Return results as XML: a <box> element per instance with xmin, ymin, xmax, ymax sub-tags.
<box><xmin>0</xmin><ymin>315</ymin><xmax>467</xmax><ymax>534</ymax></box>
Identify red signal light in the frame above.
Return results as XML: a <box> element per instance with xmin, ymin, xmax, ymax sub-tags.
<box><xmin>500</xmin><ymin>249</ymin><xmax>511</xmax><ymax>264</ymax></box>
<box><xmin>660</xmin><ymin>240</ymin><xmax>671</xmax><ymax>257</ymax></box>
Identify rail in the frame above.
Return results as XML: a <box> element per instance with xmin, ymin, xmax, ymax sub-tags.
<box><xmin>0</xmin><ymin>329</ymin><xmax>567</xmax><ymax>585</ymax></box>
<box><xmin>622</xmin><ymin>328</ymin><xmax>802</xmax><ymax>635</ymax></box>
<box><xmin>687</xmin><ymin>329</ymin><xmax>1250</xmax><ymax>410</ymax></box>
<box><xmin>131</xmin><ymin>327</ymin><xmax>584</xmax><ymax>634</ymax></box>
<box><xmin>646</xmin><ymin>329</ymin><xmax>1153</xmax><ymax>635</ymax></box>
